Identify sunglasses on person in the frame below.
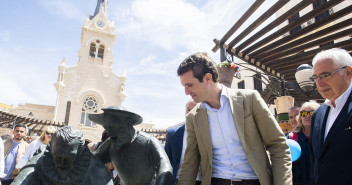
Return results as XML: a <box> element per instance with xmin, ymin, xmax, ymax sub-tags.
<box><xmin>46</xmin><ymin>131</ymin><xmax>54</xmax><ymax>136</ymax></box>
<box><xmin>300</xmin><ymin>110</ymin><xmax>314</xmax><ymax>117</ymax></box>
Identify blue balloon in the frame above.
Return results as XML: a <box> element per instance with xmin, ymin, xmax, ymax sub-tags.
<box><xmin>286</xmin><ymin>139</ymin><xmax>301</xmax><ymax>162</ymax></box>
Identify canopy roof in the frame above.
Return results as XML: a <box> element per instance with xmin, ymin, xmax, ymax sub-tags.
<box><xmin>212</xmin><ymin>0</ymin><xmax>352</xmax><ymax>105</ymax></box>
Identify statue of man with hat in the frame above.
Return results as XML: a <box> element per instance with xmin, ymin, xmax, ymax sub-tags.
<box><xmin>89</xmin><ymin>106</ymin><xmax>173</xmax><ymax>185</ymax></box>
<box><xmin>12</xmin><ymin>126</ymin><xmax>113</xmax><ymax>185</ymax></box>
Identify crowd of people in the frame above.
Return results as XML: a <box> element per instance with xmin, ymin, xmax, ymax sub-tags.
<box><xmin>165</xmin><ymin>48</ymin><xmax>352</xmax><ymax>185</ymax></box>
<box><xmin>0</xmin><ymin>125</ymin><xmax>56</xmax><ymax>185</ymax></box>
<box><xmin>0</xmin><ymin>48</ymin><xmax>351</xmax><ymax>185</ymax></box>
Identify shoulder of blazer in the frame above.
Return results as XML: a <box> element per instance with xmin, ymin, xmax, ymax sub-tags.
<box><xmin>316</xmin><ymin>103</ymin><xmax>328</xmax><ymax>112</ymax></box>
<box><xmin>4</xmin><ymin>139</ymin><xmax>13</xmax><ymax>156</ymax></box>
<box><xmin>313</xmin><ymin>103</ymin><xmax>328</xmax><ymax>118</ymax></box>
<box><xmin>4</xmin><ymin>138</ymin><xmax>13</xmax><ymax>148</ymax></box>
<box><xmin>187</xmin><ymin>103</ymin><xmax>203</xmax><ymax>116</ymax></box>
<box><xmin>166</xmin><ymin>124</ymin><xmax>184</xmax><ymax>135</ymax></box>
<box><xmin>224</xmin><ymin>86</ymin><xmax>257</xmax><ymax>97</ymax></box>
<box><xmin>20</xmin><ymin>140</ymin><xmax>29</xmax><ymax>148</ymax></box>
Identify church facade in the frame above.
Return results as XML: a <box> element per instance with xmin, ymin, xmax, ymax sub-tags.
<box><xmin>53</xmin><ymin>0</ymin><xmax>127</xmax><ymax>142</ymax></box>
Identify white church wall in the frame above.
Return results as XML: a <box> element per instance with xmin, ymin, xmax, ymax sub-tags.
<box><xmin>53</xmin><ymin>0</ymin><xmax>126</xmax><ymax>143</ymax></box>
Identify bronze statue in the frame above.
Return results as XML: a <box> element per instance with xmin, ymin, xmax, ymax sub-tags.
<box><xmin>89</xmin><ymin>106</ymin><xmax>172</xmax><ymax>185</ymax></box>
<box><xmin>12</xmin><ymin>126</ymin><xmax>113</xmax><ymax>185</ymax></box>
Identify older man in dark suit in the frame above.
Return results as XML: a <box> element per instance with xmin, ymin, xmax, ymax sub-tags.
<box><xmin>310</xmin><ymin>48</ymin><xmax>352</xmax><ymax>185</ymax></box>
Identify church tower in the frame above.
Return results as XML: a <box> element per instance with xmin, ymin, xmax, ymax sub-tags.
<box><xmin>53</xmin><ymin>0</ymin><xmax>127</xmax><ymax>142</ymax></box>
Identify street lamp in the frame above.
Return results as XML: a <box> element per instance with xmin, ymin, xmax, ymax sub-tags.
<box><xmin>295</xmin><ymin>64</ymin><xmax>315</xmax><ymax>93</ymax></box>
<box><xmin>287</xmin><ymin>64</ymin><xmax>316</xmax><ymax>96</ymax></box>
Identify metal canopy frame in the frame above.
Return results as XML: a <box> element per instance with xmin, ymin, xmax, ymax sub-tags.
<box><xmin>212</xmin><ymin>0</ymin><xmax>352</xmax><ymax>105</ymax></box>
<box><xmin>0</xmin><ymin>111</ymin><xmax>65</xmax><ymax>135</ymax></box>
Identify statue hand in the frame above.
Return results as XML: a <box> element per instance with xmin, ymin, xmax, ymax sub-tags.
<box><xmin>156</xmin><ymin>171</ymin><xmax>173</xmax><ymax>185</ymax></box>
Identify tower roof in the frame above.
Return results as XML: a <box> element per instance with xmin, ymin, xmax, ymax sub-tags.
<box><xmin>90</xmin><ymin>0</ymin><xmax>108</xmax><ymax>19</ymax></box>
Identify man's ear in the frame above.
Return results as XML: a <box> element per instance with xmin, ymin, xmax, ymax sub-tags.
<box><xmin>204</xmin><ymin>73</ymin><xmax>212</xmax><ymax>82</ymax></box>
<box><xmin>346</xmin><ymin>66</ymin><xmax>352</xmax><ymax>76</ymax></box>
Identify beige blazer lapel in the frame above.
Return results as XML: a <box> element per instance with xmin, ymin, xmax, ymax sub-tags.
<box><xmin>227</xmin><ymin>89</ymin><xmax>246</xmax><ymax>152</ymax></box>
<box><xmin>195</xmin><ymin>107</ymin><xmax>212</xmax><ymax>159</ymax></box>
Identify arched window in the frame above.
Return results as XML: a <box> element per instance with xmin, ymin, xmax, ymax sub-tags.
<box><xmin>80</xmin><ymin>96</ymin><xmax>98</xmax><ymax>127</ymax></box>
<box><xmin>97</xmin><ymin>45</ymin><xmax>105</xmax><ymax>59</ymax></box>
<box><xmin>89</xmin><ymin>43</ymin><xmax>96</xmax><ymax>58</ymax></box>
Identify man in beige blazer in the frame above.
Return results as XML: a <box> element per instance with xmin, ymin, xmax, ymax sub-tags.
<box><xmin>177</xmin><ymin>52</ymin><xmax>292</xmax><ymax>185</ymax></box>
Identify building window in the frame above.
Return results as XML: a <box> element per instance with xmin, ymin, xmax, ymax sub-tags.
<box><xmin>97</xmin><ymin>45</ymin><xmax>105</xmax><ymax>59</ymax></box>
<box><xmin>64</xmin><ymin>101</ymin><xmax>71</xmax><ymax>125</ymax></box>
<box><xmin>313</xmin><ymin>0</ymin><xmax>330</xmax><ymax>22</ymax></box>
<box><xmin>238</xmin><ymin>80</ymin><xmax>245</xmax><ymax>89</ymax></box>
<box><xmin>253</xmin><ymin>73</ymin><xmax>262</xmax><ymax>92</ymax></box>
<box><xmin>89</xmin><ymin>43</ymin><xmax>96</xmax><ymax>58</ymax></box>
<box><xmin>288</xmin><ymin>13</ymin><xmax>301</xmax><ymax>34</ymax></box>
<box><xmin>80</xmin><ymin>96</ymin><xmax>98</xmax><ymax>127</ymax></box>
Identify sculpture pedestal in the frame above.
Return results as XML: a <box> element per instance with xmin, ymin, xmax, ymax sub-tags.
<box><xmin>217</xmin><ymin>67</ymin><xmax>235</xmax><ymax>88</ymax></box>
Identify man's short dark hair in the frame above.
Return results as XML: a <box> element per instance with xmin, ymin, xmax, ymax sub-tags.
<box><xmin>14</xmin><ymin>123</ymin><xmax>26</xmax><ymax>130</ymax></box>
<box><xmin>177</xmin><ymin>52</ymin><xmax>219</xmax><ymax>83</ymax></box>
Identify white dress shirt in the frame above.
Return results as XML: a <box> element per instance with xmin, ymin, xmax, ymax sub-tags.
<box><xmin>201</xmin><ymin>86</ymin><xmax>257</xmax><ymax>180</ymax></box>
<box><xmin>324</xmin><ymin>82</ymin><xmax>352</xmax><ymax>139</ymax></box>
<box><xmin>16</xmin><ymin>139</ymin><xmax>46</xmax><ymax>169</ymax></box>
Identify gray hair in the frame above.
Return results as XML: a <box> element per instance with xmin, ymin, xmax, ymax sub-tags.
<box><xmin>289</xmin><ymin>106</ymin><xmax>300</xmax><ymax>112</ymax></box>
<box><xmin>312</xmin><ymin>48</ymin><xmax>352</xmax><ymax>68</ymax></box>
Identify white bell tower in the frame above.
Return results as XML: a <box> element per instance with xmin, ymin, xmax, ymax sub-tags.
<box><xmin>53</xmin><ymin>0</ymin><xmax>127</xmax><ymax>142</ymax></box>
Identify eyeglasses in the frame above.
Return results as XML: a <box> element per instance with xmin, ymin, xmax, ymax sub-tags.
<box><xmin>300</xmin><ymin>110</ymin><xmax>314</xmax><ymax>117</ymax></box>
<box><xmin>311</xmin><ymin>66</ymin><xmax>347</xmax><ymax>81</ymax></box>
<box><xmin>46</xmin><ymin>131</ymin><xmax>53</xmax><ymax>136</ymax></box>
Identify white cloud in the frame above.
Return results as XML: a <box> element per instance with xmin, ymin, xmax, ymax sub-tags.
<box><xmin>0</xmin><ymin>77</ymin><xmax>35</xmax><ymax>106</ymax></box>
<box><xmin>128</xmin><ymin>80</ymin><xmax>183</xmax><ymax>99</ymax></box>
<box><xmin>112</xmin><ymin>0</ymin><xmax>258</xmax><ymax>56</ymax></box>
<box><xmin>114</xmin><ymin>0</ymin><xmax>209</xmax><ymax>51</ymax></box>
<box><xmin>0</xmin><ymin>44</ymin><xmax>57</xmax><ymax>106</ymax></box>
<box><xmin>40</xmin><ymin>1</ymin><xmax>86</xmax><ymax>21</ymax></box>
<box><xmin>126</xmin><ymin>54</ymin><xmax>184</xmax><ymax>76</ymax></box>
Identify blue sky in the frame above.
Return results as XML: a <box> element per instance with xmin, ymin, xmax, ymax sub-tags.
<box><xmin>0</xmin><ymin>0</ymin><xmax>276</xmax><ymax>129</ymax></box>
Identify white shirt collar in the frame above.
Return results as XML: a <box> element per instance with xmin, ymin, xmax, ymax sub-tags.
<box><xmin>201</xmin><ymin>85</ymin><xmax>228</xmax><ymax>111</ymax></box>
<box><xmin>325</xmin><ymin>82</ymin><xmax>352</xmax><ymax>108</ymax></box>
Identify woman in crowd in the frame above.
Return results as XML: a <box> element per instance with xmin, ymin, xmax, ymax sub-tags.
<box><xmin>287</xmin><ymin>101</ymin><xmax>320</xmax><ymax>185</ymax></box>
<box><xmin>16</xmin><ymin>126</ymin><xmax>56</xmax><ymax>169</ymax></box>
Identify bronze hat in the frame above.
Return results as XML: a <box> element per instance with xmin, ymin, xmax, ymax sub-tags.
<box><xmin>88</xmin><ymin>106</ymin><xmax>143</xmax><ymax>126</ymax></box>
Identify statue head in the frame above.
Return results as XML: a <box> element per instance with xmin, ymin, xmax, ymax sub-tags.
<box><xmin>50</xmin><ymin>126</ymin><xmax>85</xmax><ymax>177</ymax></box>
<box><xmin>89</xmin><ymin>106</ymin><xmax>143</xmax><ymax>150</ymax></box>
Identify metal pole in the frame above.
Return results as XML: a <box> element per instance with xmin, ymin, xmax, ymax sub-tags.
<box><xmin>281</xmin><ymin>79</ymin><xmax>286</xmax><ymax>96</ymax></box>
